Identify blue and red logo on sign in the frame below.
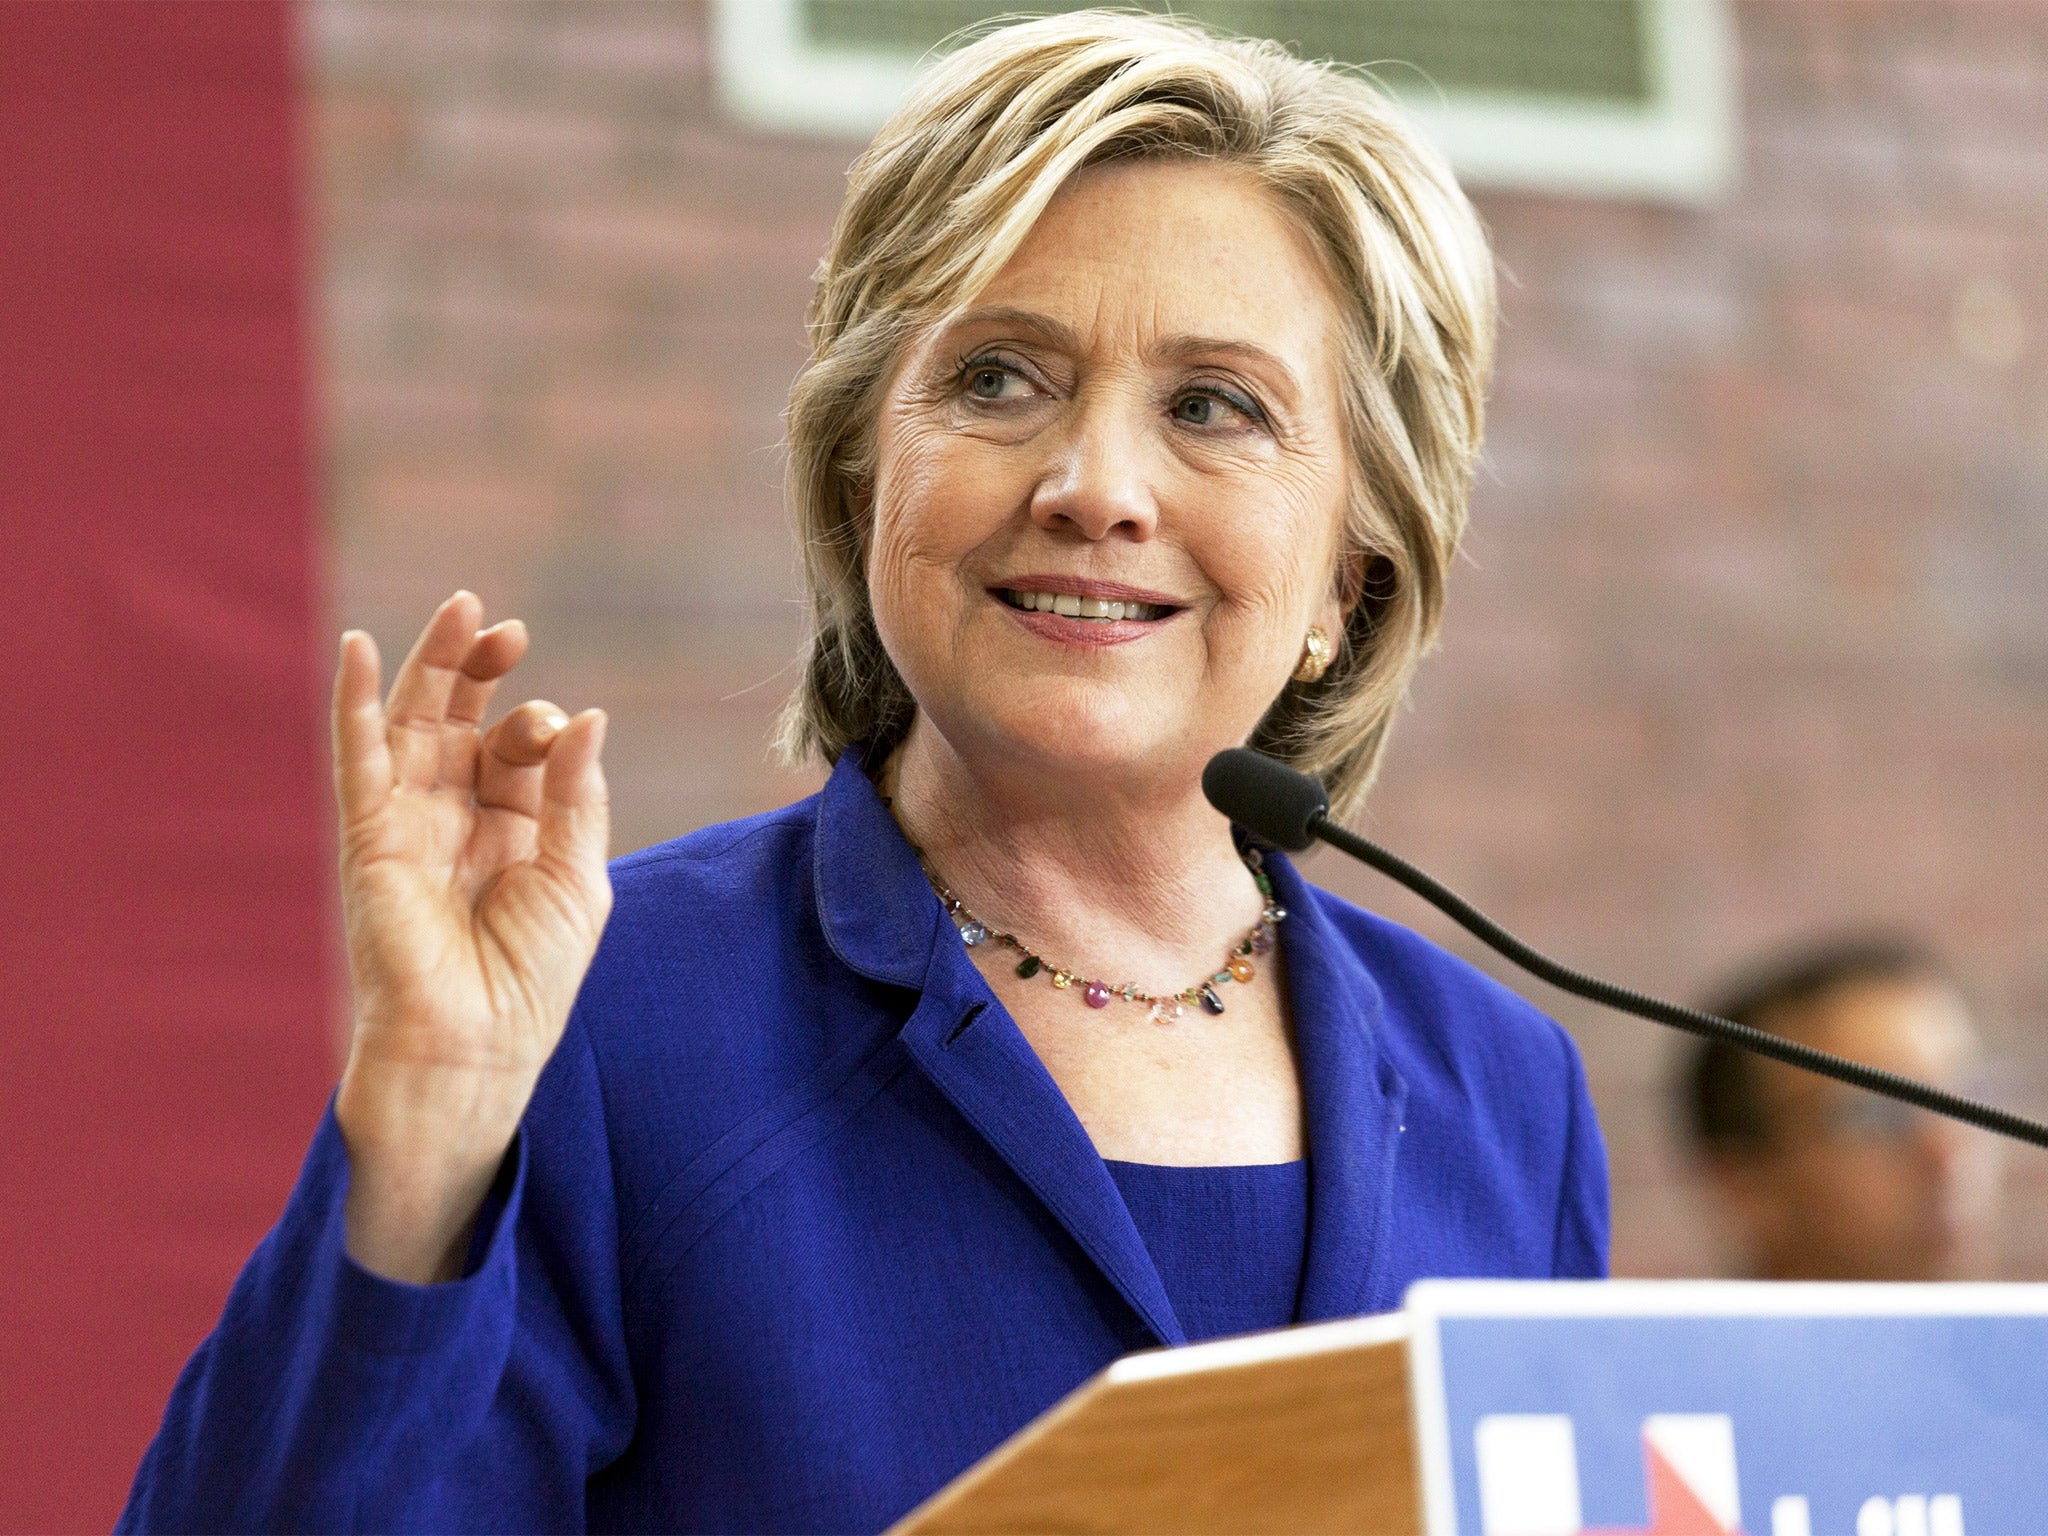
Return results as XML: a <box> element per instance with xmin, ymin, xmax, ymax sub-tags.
<box><xmin>1472</xmin><ymin>1410</ymin><xmax>1963</xmax><ymax>1536</ymax></box>
<box><xmin>1406</xmin><ymin>1282</ymin><xmax>2048</xmax><ymax>1536</ymax></box>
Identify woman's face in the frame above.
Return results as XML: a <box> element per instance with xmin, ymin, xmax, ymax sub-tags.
<box><xmin>868</xmin><ymin>157</ymin><xmax>1354</xmax><ymax>794</ymax></box>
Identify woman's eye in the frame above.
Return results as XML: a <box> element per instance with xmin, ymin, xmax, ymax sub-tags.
<box><xmin>960</xmin><ymin>357</ymin><xmax>1034</xmax><ymax>402</ymax></box>
<box><xmin>1173</xmin><ymin>389</ymin><xmax>1261</xmax><ymax>429</ymax></box>
<box><xmin>967</xmin><ymin>367</ymin><xmax>1012</xmax><ymax>400</ymax></box>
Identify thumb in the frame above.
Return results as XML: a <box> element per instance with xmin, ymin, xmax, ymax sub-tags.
<box><xmin>534</xmin><ymin>708</ymin><xmax>611</xmax><ymax>907</ymax></box>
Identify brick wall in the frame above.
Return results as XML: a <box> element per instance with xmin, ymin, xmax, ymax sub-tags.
<box><xmin>305</xmin><ymin>0</ymin><xmax>2048</xmax><ymax>1277</ymax></box>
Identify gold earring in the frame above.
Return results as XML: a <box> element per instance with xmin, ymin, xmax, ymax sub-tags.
<box><xmin>1293</xmin><ymin>626</ymin><xmax>1333</xmax><ymax>683</ymax></box>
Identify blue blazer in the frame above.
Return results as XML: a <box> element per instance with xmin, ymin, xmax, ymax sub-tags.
<box><xmin>121</xmin><ymin>748</ymin><xmax>1608</xmax><ymax>1534</ymax></box>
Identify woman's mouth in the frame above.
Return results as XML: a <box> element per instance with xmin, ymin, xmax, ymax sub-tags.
<box><xmin>995</xmin><ymin>588</ymin><xmax>1174</xmax><ymax>623</ymax></box>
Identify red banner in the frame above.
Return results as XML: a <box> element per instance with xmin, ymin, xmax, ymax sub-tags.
<box><xmin>0</xmin><ymin>3</ymin><xmax>334</xmax><ymax>1527</ymax></box>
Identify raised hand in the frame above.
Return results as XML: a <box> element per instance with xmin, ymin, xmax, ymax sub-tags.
<box><xmin>329</xmin><ymin>592</ymin><xmax>612</xmax><ymax>1284</ymax></box>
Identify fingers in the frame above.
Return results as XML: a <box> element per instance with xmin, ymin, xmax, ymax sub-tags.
<box><xmin>385</xmin><ymin>592</ymin><xmax>485</xmax><ymax>789</ymax></box>
<box><xmin>333</xmin><ymin>600</ymin><xmax>599</xmax><ymax>893</ymax></box>
<box><xmin>476</xmin><ymin>699</ymin><xmax>570</xmax><ymax>822</ymax></box>
<box><xmin>534</xmin><ymin>709</ymin><xmax>611</xmax><ymax>895</ymax></box>
<box><xmin>332</xmin><ymin>630</ymin><xmax>392</xmax><ymax>822</ymax></box>
<box><xmin>447</xmin><ymin>620</ymin><xmax>530</xmax><ymax>729</ymax></box>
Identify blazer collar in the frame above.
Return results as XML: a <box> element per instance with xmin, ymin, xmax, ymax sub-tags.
<box><xmin>813</xmin><ymin>745</ymin><xmax>942</xmax><ymax>991</ymax></box>
<box><xmin>813</xmin><ymin>747</ymin><xmax>1183</xmax><ymax>1345</ymax></box>
<box><xmin>896</xmin><ymin>941</ymin><xmax>1187</xmax><ymax>1349</ymax></box>
<box><xmin>811</xmin><ymin>748</ymin><xmax>1410</xmax><ymax>1340</ymax></box>
<box><xmin>1266</xmin><ymin>849</ymin><xmax>1410</xmax><ymax>1321</ymax></box>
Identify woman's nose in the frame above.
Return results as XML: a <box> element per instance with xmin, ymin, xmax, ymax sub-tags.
<box><xmin>1026</xmin><ymin>397</ymin><xmax>1160</xmax><ymax>542</ymax></box>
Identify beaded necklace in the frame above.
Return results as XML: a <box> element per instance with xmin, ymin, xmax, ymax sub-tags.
<box><xmin>920</xmin><ymin>845</ymin><xmax>1287</xmax><ymax>1026</ymax></box>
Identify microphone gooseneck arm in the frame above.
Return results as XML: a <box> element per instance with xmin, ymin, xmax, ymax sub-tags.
<box><xmin>1202</xmin><ymin>747</ymin><xmax>2048</xmax><ymax>1152</ymax></box>
<box><xmin>1312</xmin><ymin>813</ymin><xmax>2048</xmax><ymax>1151</ymax></box>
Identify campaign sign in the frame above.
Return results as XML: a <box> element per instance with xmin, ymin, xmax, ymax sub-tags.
<box><xmin>1405</xmin><ymin>1281</ymin><xmax>2048</xmax><ymax>1536</ymax></box>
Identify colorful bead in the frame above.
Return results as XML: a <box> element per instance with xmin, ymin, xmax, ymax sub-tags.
<box><xmin>915</xmin><ymin>846</ymin><xmax>1285</xmax><ymax>1020</ymax></box>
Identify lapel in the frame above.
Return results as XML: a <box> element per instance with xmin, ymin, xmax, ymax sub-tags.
<box><xmin>1265</xmin><ymin>849</ymin><xmax>1411</xmax><ymax>1321</ymax></box>
<box><xmin>813</xmin><ymin>749</ymin><xmax>1184</xmax><ymax>1348</ymax></box>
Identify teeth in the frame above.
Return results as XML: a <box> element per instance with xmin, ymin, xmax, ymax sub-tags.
<box><xmin>1004</xmin><ymin>589</ymin><xmax>1163</xmax><ymax>622</ymax></box>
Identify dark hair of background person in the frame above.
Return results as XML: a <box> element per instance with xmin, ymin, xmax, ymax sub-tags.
<box><xmin>1680</xmin><ymin>937</ymin><xmax>1959</xmax><ymax>1153</ymax></box>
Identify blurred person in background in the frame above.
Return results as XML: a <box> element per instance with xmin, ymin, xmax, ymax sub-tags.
<box><xmin>1680</xmin><ymin>938</ymin><xmax>2003</xmax><ymax>1281</ymax></box>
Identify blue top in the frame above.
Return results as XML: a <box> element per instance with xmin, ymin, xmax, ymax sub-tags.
<box><xmin>119</xmin><ymin>747</ymin><xmax>1609</xmax><ymax>1535</ymax></box>
<box><xmin>1104</xmin><ymin>1160</ymin><xmax>1310</xmax><ymax>1341</ymax></box>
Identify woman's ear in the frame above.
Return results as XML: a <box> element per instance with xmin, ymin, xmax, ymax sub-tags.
<box><xmin>1334</xmin><ymin>549</ymin><xmax>1369</xmax><ymax>621</ymax></box>
<box><xmin>1336</xmin><ymin>550</ymin><xmax>1399</xmax><ymax>645</ymax></box>
<box><xmin>1313</xmin><ymin>591</ymin><xmax>1347</xmax><ymax>658</ymax></box>
<box><xmin>1305</xmin><ymin>552</ymin><xmax>1364</xmax><ymax>672</ymax></box>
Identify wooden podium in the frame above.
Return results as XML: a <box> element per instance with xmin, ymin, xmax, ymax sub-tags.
<box><xmin>891</xmin><ymin>1312</ymin><xmax>1423</xmax><ymax>1534</ymax></box>
<box><xmin>893</xmin><ymin>1281</ymin><xmax>2048</xmax><ymax>1536</ymax></box>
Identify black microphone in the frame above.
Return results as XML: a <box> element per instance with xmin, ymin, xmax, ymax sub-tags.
<box><xmin>1202</xmin><ymin>746</ymin><xmax>2048</xmax><ymax>1152</ymax></box>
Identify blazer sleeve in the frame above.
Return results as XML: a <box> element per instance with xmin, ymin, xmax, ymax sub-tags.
<box><xmin>117</xmin><ymin>1020</ymin><xmax>636</xmax><ymax>1534</ymax></box>
<box><xmin>1549</xmin><ymin>1031</ymin><xmax>1611</xmax><ymax>1279</ymax></box>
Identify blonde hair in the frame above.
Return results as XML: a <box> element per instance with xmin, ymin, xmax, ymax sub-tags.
<box><xmin>776</xmin><ymin>7</ymin><xmax>1495</xmax><ymax>822</ymax></box>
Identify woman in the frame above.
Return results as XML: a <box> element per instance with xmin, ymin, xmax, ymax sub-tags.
<box><xmin>123</xmin><ymin>11</ymin><xmax>1605</xmax><ymax>1533</ymax></box>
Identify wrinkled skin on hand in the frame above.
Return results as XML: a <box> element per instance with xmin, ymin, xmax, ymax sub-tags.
<box><xmin>329</xmin><ymin>591</ymin><xmax>612</xmax><ymax>1283</ymax></box>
